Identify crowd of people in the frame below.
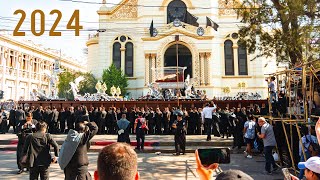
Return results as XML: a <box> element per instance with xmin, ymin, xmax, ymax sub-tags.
<box><xmin>1</xmin><ymin>100</ymin><xmax>320</xmax><ymax>179</ymax></box>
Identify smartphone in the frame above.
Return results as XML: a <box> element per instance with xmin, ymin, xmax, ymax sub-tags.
<box><xmin>198</xmin><ymin>148</ymin><xmax>231</xmax><ymax>165</ymax></box>
<box><xmin>282</xmin><ymin>168</ymin><xmax>291</xmax><ymax>180</ymax></box>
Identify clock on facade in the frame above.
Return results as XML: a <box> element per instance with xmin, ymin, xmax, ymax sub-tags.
<box><xmin>197</xmin><ymin>27</ymin><xmax>205</xmax><ymax>36</ymax></box>
<box><xmin>173</xmin><ymin>18</ymin><xmax>182</xmax><ymax>27</ymax></box>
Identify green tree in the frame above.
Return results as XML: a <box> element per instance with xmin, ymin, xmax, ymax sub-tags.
<box><xmin>78</xmin><ymin>72</ymin><xmax>98</xmax><ymax>95</ymax></box>
<box><xmin>233</xmin><ymin>0</ymin><xmax>319</xmax><ymax>66</ymax></box>
<box><xmin>102</xmin><ymin>64</ymin><xmax>128</xmax><ymax>95</ymax></box>
<box><xmin>58</xmin><ymin>71</ymin><xmax>75</xmax><ymax>100</ymax></box>
<box><xmin>58</xmin><ymin>71</ymin><xmax>97</xmax><ymax>100</ymax></box>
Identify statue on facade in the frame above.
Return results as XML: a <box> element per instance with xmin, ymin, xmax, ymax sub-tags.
<box><xmin>184</xmin><ymin>74</ymin><xmax>195</xmax><ymax>98</ymax></box>
<box><xmin>95</xmin><ymin>81</ymin><xmax>102</xmax><ymax>93</ymax></box>
<box><xmin>70</xmin><ymin>76</ymin><xmax>84</xmax><ymax>100</ymax></box>
<box><xmin>110</xmin><ymin>85</ymin><xmax>117</xmax><ymax>97</ymax></box>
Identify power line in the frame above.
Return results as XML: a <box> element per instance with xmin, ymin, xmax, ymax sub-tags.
<box><xmin>58</xmin><ymin>0</ymin><xmax>264</xmax><ymax>10</ymax></box>
<box><xmin>0</xmin><ymin>16</ymin><xmax>245</xmax><ymax>25</ymax></box>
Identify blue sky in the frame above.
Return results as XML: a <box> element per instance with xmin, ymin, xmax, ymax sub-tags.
<box><xmin>0</xmin><ymin>0</ymin><xmax>121</xmax><ymax>63</ymax></box>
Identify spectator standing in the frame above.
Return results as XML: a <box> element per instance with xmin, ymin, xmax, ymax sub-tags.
<box><xmin>62</xmin><ymin>121</ymin><xmax>98</xmax><ymax>179</ymax></box>
<box><xmin>202</xmin><ymin>102</ymin><xmax>217</xmax><ymax>141</ymax></box>
<box><xmin>257</xmin><ymin>117</ymin><xmax>278</xmax><ymax>174</ymax></box>
<box><xmin>117</xmin><ymin>114</ymin><xmax>131</xmax><ymax>144</ymax></box>
<box><xmin>16</xmin><ymin>112</ymin><xmax>37</xmax><ymax>174</ymax></box>
<box><xmin>268</xmin><ymin>76</ymin><xmax>278</xmax><ymax>103</ymax></box>
<box><xmin>172</xmin><ymin>112</ymin><xmax>186</xmax><ymax>156</ymax></box>
<box><xmin>134</xmin><ymin>112</ymin><xmax>148</xmax><ymax>151</ymax></box>
<box><xmin>22</xmin><ymin>121</ymin><xmax>59</xmax><ymax>180</ymax></box>
<box><xmin>243</xmin><ymin>115</ymin><xmax>256</xmax><ymax>159</ymax></box>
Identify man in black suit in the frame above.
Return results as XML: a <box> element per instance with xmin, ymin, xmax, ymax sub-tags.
<box><xmin>15</xmin><ymin>106</ymin><xmax>26</xmax><ymax>125</ymax></box>
<box><xmin>8</xmin><ymin>107</ymin><xmax>16</xmax><ymax>133</ymax></box>
<box><xmin>52</xmin><ymin>106</ymin><xmax>59</xmax><ymax>134</ymax></box>
<box><xmin>63</xmin><ymin>121</ymin><xmax>98</xmax><ymax>179</ymax></box>
<box><xmin>43</xmin><ymin>107</ymin><xmax>54</xmax><ymax>133</ymax></box>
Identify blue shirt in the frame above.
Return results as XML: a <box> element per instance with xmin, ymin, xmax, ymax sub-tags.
<box><xmin>244</xmin><ymin>120</ymin><xmax>256</xmax><ymax>139</ymax></box>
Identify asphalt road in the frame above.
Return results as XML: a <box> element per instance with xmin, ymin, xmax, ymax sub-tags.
<box><xmin>0</xmin><ymin>151</ymin><xmax>284</xmax><ymax>180</ymax></box>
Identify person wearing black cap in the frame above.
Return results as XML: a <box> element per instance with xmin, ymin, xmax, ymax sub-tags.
<box><xmin>172</xmin><ymin>112</ymin><xmax>186</xmax><ymax>155</ymax></box>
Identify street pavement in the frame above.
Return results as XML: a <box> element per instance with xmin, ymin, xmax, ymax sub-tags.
<box><xmin>0</xmin><ymin>150</ymin><xmax>284</xmax><ymax>180</ymax></box>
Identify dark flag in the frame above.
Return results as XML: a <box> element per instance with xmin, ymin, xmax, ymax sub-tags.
<box><xmin>206</xmin><ymin>16</ymin><xmax>219</xmax><ymax>31</ymax></box>
<box><xmin>185</xmin><ymin>11</ymin><xmax>199</xmax><ymax>27</ymax></box>
<box><xmin>149</xmin><ymin>20</ymin><xmax>154</xmax><ymax>37</ymax></box>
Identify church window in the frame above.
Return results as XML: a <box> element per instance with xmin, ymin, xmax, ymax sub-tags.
<box><xmin>113</xmin><ymin>42</ymin><xmax>121</xmax><ymax>69</ymax></box>
<box><xmin>120</xmin><ymin>36</ymin><xmax>126</xmax><ymax>42</ymax></box>
<box><xmin>125</xmin><ymin>42</ymin><xmax>133</xmax><ymax>77</ymax></box>
<box><xmin>112</xmin><ymin>35</ymin><xmax>134</xmax><ymax>77</ymax></box>
<box><xmin>167</xmin><ymin>0</ymin><xmax>187</xmax><ymax>24</ymax></box>
<box><xmin>238</xmin><ymin>43</ymin><xmax>248</xmax><ymax>75</ymax></box>
<box><xmin>224</xmin><ymin>40</ymin><xmax>234</xmax><ymax>75</ymax></box>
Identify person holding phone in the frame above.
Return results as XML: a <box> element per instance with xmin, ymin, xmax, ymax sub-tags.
<box><xmin>134</xmin><ymin>112</ymin><xmax>149</xmax><ymax>151</ymax></box>
<box><xmin>172</xmin><ymin>112</ymin><xmax>186</xmax><ymax>155</ymax></box>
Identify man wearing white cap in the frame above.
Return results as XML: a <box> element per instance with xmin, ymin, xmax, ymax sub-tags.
<box><xmin>298</xmin><ymin>156</ymin><xmax>320</xmax><ymax>180</ymax></box>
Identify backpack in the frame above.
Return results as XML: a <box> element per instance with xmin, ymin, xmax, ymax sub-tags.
<box><xmin>305</xmin><ymin>135</ymin><xmax>318</xmax><ymax>154</ymax></box>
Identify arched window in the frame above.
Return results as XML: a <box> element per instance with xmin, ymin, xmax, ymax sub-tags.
<box><xmin>112</xmin><ymin>35</ymin><xmax>134</xmax><ymax>77</ymax></box>
<box><xmin>167</xmin><ymin>0</ymin><xmax>187</xmax><ymax>24</ymax></box>
<box><xmin>125</xmin><ymin>42</ymin><xmax>133</xmax><ymax>77</ymax></box>
<box><xmin>238</xmin><ymin>43</ymin><xmax>248</xmax><ymax>75</ymax></box>
<box><xmin>224</xmin><ymin>40</ymin><xmax>234</xmax><ymax>75</ymax></box>
<box><xmin>113</xmin><ymin>42</ymin><xmax>121</xmax><ymax>69</ymax></box>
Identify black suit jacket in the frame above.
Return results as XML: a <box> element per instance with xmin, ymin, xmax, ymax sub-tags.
<box><xmin>15</xmin><ymin>109</ymin><xmax>25</xmax><ymax>121</ymax></box>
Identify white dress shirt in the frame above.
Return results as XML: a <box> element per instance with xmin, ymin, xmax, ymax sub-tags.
<box><xmin>201</xmin><ymin>105</ymin><xmax>217</xmax><ymax>120</ymax></box>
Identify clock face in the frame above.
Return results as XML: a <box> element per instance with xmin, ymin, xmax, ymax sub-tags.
<box><xmin>153</xmin><ymin>28</ymin><xmax>158</xmax><ymax>37</ymax></box>
<box><xmin>173</xmin><ymin>19</ymin><xmax>181</xmax><ymax>27</ymax></box>
<box><xmin>197</xmin><ymin>27</ymin><xmax>205</xmax><ymax>36</ymax></box>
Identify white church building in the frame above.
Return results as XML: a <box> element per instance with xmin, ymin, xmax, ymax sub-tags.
<box><xmin>86</xmin><ymin>0</ymin><xmax>279</xmax><ymax>99</ymax></box>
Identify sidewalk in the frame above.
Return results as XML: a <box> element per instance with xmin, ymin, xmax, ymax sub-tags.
<box><xmin>0</xmin><ymin>134</ymin><xmax>234</xmax><ymax>153</ymax></box>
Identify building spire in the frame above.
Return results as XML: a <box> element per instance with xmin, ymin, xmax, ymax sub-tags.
<box><xmin>102</xmin><ymin>0</ymin><xmax>106</xmax><ymax>4</ymax></box>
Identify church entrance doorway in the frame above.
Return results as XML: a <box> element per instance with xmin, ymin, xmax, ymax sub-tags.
<box><xmin>164</xmin><ymin>44</ymin><xmax>192</xmax><ymax>79</ymax></box>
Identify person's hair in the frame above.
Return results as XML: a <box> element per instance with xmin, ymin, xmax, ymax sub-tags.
<box><xmin>97</xmin><ymin>143</ymin><xmax>138</xmax><ymax>180</ymax></box>
<box><xmin>271</xmin><ymin>76</ymin><xmax>275</xmax><ymax>81</ymax></box>
<box><xmin>216</xmin><ymin>169</ymin><xmax>253</xmax><ymax>180</ymax></box>
<box><xmin>258</xmin><ymin>117</ymin><xmax>266</xmax><ymax>122</ymax></box>
<box><xmin>306</xmin><ymin>168</ymin><xmax>320</xmax><ymax>179</ymax></box>
<box><xmin>75</xmin><ymin>122</ymin><xmax>86</xmax><ymax>133</ymax></box>
<box><xmin>122</xmin><ymin>113</ymin><xmax>126</xmax><ymax>118</ymax></box>
<box><xmin>36</xmin><ymin>121</ymin><xmax>47</xmax><ymax>131</ymax></box>
<box><xmin>26</xmin><ymin>112</ymin><xmax>32</xmax><ymax>118</ymax></box>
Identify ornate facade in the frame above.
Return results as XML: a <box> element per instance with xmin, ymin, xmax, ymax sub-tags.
<box><xmin>0</xmin><ymin>33</ymin><xmax>85</xmax><ymax>101</ymax></box>
<box><xmin>87</xmin><ymin>0</ymin><xmax>279</xmax><ymax>98</ymax></box>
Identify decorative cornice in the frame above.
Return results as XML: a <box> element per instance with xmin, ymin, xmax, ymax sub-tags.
<box><xmin>222</xmin><ymin>76</ymin><xmax>253</xmax><ymax>79</ymax></box>
<box><xmin>0</xmin><ymin>35</ymin><xmax>82</xmax><ymax>69</ymax></box>
<box><xmin>86</xmin><ymin>38</ymin><xmax>99</xmax><ymax>46</ymax></box>
<box><xmin>97</xmin><ymin>0</ymin><xmax>138</xmax><ymax>19</ymax></box>
<box><xmin>159</xmin><ymin>0</ymin><xmax>195</xmax><ymax>10</ymax></box>
<box><xmin>142</xmin><ymin>28</ymin><xmax>214</xmax><ymax>41</ymax></box>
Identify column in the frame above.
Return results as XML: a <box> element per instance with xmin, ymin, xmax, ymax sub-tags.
<box><xmin>151</xmin><ymin>54</ymin><xmax>156</xmax><ymax>83</ymax></box>
<box><xmin>205</xmin><ymin>52</ymin><xmax>212</xmax><ymax>85</ymax></box>
<box><xmin>15</xmin><ymin>52</ymin><xmax>20</xmax><ymax>100</ymax></box>
<box><xmin>120</xmin><ymin>47</ymin><xmax>126</xmax><ymax>73</ymax></box>
<box><xmin>199</xmin><ymin>53</ymin><xmax>205</xmax><ymax>85</ymax></box>
<box><xmin>1</xmin><ymin>48</ymin><xmax>6</xmax><ymax>91</ymax></box>
<box><xmin>145</xmin><ymin>54</ymin><xmax>150</xmax><ymax>86</ymax></box>
<box><xmin>233</xmin><ymin>45</ymin><xmax>239</xmax><ymax>76</ymax></box>
<box><xmin>27</xmin><ymin>56</ymin><xmax>32</xmax><ymax>100</ymax></box>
